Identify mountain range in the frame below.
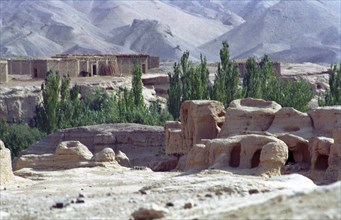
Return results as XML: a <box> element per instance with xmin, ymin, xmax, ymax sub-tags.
<box><xmin>0</xmin><ymin>0</ymin><xmax>340</xmax><ymax>63</ymax></box>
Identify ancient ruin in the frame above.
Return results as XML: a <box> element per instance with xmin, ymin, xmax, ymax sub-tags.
<box><xmin>166</xmin><ymin>99</ymin><xmax>341</xmax><ymax>182</ymax></box>
<box><xmin>1</xmin><ymin>98</ymin><xmax>341</xmax><ymax>220</ymax></box>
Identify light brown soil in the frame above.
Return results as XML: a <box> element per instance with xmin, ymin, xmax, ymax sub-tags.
<box><xmin>1</xmin><ymin>167</ymin><xmax>340</xmax><ymax>219</ymax></box>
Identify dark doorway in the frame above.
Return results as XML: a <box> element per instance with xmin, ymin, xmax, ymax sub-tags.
<box><xmin>229</xmin><ymin>144</ymin><xmax>241</xmax><ymax>168</ymax></box>
<box><xmin>251</xmin><ymin>149</ymin><xmax>261</xmax><ymax>168</ymax></box>
<box><xmin>285</xmin><ymin>150</ymin><xmax>295</xmax><ymax>165</ymax></box>
<box><xmin>315</xmin><ymin>155</ymin><xmax>329</xmax><ymax>170</ymax></box>
<box><xmin>142</xmin><ymin>64</ymin><xmax>146</xmax><ymax>73</ymax></box>
<box><xmin>34</xmin><ymin>68</ymin><xmax>38</xmax><ymax>78</ymax></box>
<box><xmin>92</xmin><ymin>65</ymin><xmax>97</xmax><ymax>75</ymax></box>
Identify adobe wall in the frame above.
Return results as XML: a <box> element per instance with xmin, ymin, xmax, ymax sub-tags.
<box><xmin>32</xmin><ymin>60</ymin><xmax>48</xmax><ymax>78</ymax></box>
<box><xmin>9</xmin><ymin>54</ymin><xmax>151</xmax><ymax>79</ymax></box>
<box><xmin>8</xmin><ymin>60</ymin><xmax>32</xmax><ymax>75</ymax></box>
<box><xmin>49</xmin><ymin>59</ymin><xmax>79</xmax><ymax>77</ymax></box>
<box><xmin>117</xmin><ymin>56</ymin><xmax>148</xmax><ymax>75</ymax></box>
<box><xmin>0</xmin><ymin>61</ymin><xmax>8</xmax><ymax>84</ymax></box>
<box><xmin>148</xmin><ymin>56</ymin><xmax>160</xmax><ymax>69</ymax></box>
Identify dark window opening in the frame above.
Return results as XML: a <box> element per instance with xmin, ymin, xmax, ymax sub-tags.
<box><xmin>229</xmin><ymin>144</ymin><xmax>241</xmax><ymax>168</ymax></box>
<box><xmin>251</xmin><ymin>149</ymin><xmax>261</xmax><ymax>168</ymax></box>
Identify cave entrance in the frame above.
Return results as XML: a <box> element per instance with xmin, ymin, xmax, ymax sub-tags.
<box><xmin>285</xmin><ymin>150</ymin><xmax>295</xmax><ymax>165</ymax></box>
<box><xmin>315</xmin><ymin>155</ymin><xmax>329</xmax><ymax>170</ymax></box>
<box><xmin>229</xmin><ymin>144</ymin><xmax>241</xmax><ymax>168</ymax></box>
<box><xmin>251</xmin><ymin>149</ymin><xmax>261</xmax><ymax>168</ymax></box>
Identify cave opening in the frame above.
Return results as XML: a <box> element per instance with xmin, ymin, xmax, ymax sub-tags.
<box><xmin>315</xmin><ymin>155</ymin><xmax>329</xmax><ymax>170</ymax></box>
<box><xmin>229</xmin><ymin>144</ymin><xmax>241</xmax><ymax>168</ymax></box>
<box><xmin>251</xmin><ymin>149</ymin><xmax>261</xmax><ymax>168</ymax></box>
<box><xmin>285</xmin><ymin>150</ymin><xmax>295</xmax><ymax>165</ymax></box>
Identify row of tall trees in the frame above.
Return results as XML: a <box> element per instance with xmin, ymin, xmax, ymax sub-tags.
<box><xmin>34</xmin><ymin>63</ymin><xmax>172</xmax><ymax>134</ymax></box>
<box><xmin>168</xmin><ymin>41</ymin><xmax>316</xmax><ymax>119</ymax></box>
<box><xmin>168</xmin><ymin>52</ymin><xmax>210</xmax><ymax>119</ymax></box>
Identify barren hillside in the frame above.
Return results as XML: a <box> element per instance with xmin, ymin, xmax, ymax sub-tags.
<box><xmin>200</xmin><ymin>0</ymin><xmax>341</xmax><ymax>63</ymax></box>
<box><xmin>0</xmin><ymin>0</ymin><xmax>340</xmax><ymax>63</ymax></box>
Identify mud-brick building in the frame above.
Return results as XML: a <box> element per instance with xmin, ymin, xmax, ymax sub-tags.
<box><xmin>0</xmin><ymin>61</ymin><xmax>8</xmax><ymax>84</ymax></box>
<box><xmin>28</xmin><ymin>54</ymin><xmax>158</xmax><ymax>79</ymax></box>
<box><xmin>7</xmin><ymin>60</ymin><xmax>32</xmax><ymax>75</ymax></box>
<box><xmin>116</xmin><ymin>54</ymin><xmax>149</xmax><ymax>75</ymax></box>
<box><xmin>30</xmin><ymin>55</ymin><xmax>119</xmax><ymax>78</ymax></box>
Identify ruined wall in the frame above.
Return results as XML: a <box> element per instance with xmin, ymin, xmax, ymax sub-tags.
<box><xmin>0</xmin><ymin>61</ymin><xmax>8</xmax><ymax>84</ymax></box>
<box><xmin>148</xmin><ymin>56</ymin><xmax>160</xmax><ymax>69</ymax></box>
<box><xmin>8</xmin><ymin>60</ymin><xmax>32</xmax><ymax>75</ymax></box>
<box><xmin>31</xmin><ymin>58</ymin><xmax>117</xmax><ymax>78</ymax></box>
<box><xmin>53</xmin><ymin>59</ymin><xmax>79</xmax><ymax>77</ymax></box>
<box><xmin>117</xmin><ymin>57</ymin><xmax>133</xmax><ymax>75</ymax></box>
<box><xmin>166</xmin><ymin>100</ymin><xmax>225</xmax><ymax>155</ymax></box>
<box><xmin>31</xmin><ymin>60</ymin><xmax>48</xmax><ymax>78</ymax></box>
<box><xmin>79</xmin><ymin>60</ymin><xmax>89</xmax><ymax>76</ymax></box>
<box><xmin>117</xmin><ymin>55</ymin><xmax>149</xmax><ymax>75</ymax></box>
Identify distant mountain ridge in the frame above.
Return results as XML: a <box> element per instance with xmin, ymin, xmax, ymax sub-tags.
<box><xmin>0</xmin><ymin>0</ymin><xmax>340</xmax><ymax>63</ymax></box>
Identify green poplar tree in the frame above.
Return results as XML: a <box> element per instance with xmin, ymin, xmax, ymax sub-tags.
<box><xmin>198</xmin><ymin>54</ymin><xmax>210</xmax><ymax>99</ymax></box>
<box><xmin>259</xmin><ymin>55</ymin><xmax>281</xmax><ymax>101</ymax></box>
<box><xmin>168</xmin><ymin>63</ymin><xmax>182</xmax><ymax>119</ymax></box>
<box><xmin>35</xmin><ymin>71</ymin><xmax>61</xmax><ymax>134</ymax></box>
<box><xmin>132</xmin><ymin>62</ymin><xmax>144</xmax><ymax>108</ymax></box>
<box><xmin>321</xmin><ymin>63</ymin><xmax>341</xmax><ymax>106</ymax></box>
<box><xmin>243</xmin><ymin>57</ymin><xmax>262</xmax><ymax>98</ymax></box>
<box><xmin>212</xmin><ymin>41</ymin><xmax>241</xmax><ymax>106</ymax></box>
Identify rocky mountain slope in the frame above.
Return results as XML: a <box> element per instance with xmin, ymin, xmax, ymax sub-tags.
<box><xmin>200</xmin><ymin>0</ymin><xmax>341</xmax><ymax>63</ymax></box>
<box><xmin>0</xmin><ymin>0</ymin><xmax>340</xmax><ymax>63</ymax></box>
<box><xmin>0</xmin><ymin>0</ymin><xmax>229</xmax><ymax>60</ymax></box>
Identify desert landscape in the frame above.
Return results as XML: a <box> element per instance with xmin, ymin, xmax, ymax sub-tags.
<box><xmin>1</xmin><ymin>0</ymin><xmax>341</xmax><ymax>220</ymax></box>
<box><xmin>0</xmin><ymin>97</ymin><xmax>340</xmax><ymax>219</ymax></box>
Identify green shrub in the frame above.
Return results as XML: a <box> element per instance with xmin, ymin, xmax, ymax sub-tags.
<box><xmin>0</xmin><ymin>120</ymin><xmax>45</xmax><ymax>158</ymax></box>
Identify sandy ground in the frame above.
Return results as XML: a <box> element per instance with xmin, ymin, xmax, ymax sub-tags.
<box><xmin>1</xmin><ymin>166</ymin><xmax>340</xmax><ymax>220</ymax></box>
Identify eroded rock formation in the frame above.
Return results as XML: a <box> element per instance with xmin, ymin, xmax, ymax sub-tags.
<box><xmin>182</xmin><ymin>134</ymin><xmax>288</xmax><ymax>177</ymax></box>
<box><xmin>164</xmin><ymin>121</ymin><xmax>183</xmax><ymax>155</ymax></box>
<box><xmin>308</xmin><ymin>106</ymin><xmax>341</xmax><ymax>137</ymax></box>
<box><xmin>268</xmin><ymin>107</ymin><xmax>313</xmax><ymax>139</ymax></box>
<box><xmin>16</xmin><ymin>123</ymin><xmax>164</xmax><ymax>168</ymax></box>
<box><xmin>180</xmin><ymin>100</ymin><xmax>225</xmax><ymax>152</ymax></box>
<box><xmin>324</xmin><ymin>128</ymin><xmax>341</xmax><ymax>183</ymax></box>
<box><xmin>218</xmin><ymin>98</ymin><xmax>281</xmax><ymax>138</ymax></box>
<box><xmin>0</xmin><ymin>139</ymin><xmax>14</xmax><ymax>185</ymax></box>
<box><xmin>166</xmin><ymin>98</ymin><xmax>341</xmax><ymax>180</ymax></box>
<box><xmin>15</xmin><ymin>124</ymin><xmax>164</xmax><ymax>169</ymax></box>
<box><xmin>55</xmin><ymin>141</ymin><xmax>93</xmax><ymax>162</ymax></box>
<box><xmin>0</xmin><ymin>87</ymin><xmax>41</xmax><ymax>123</ymax></box>
<box><xmin>93</xmin><ymin>147</ymin><xmax>116</xmax><ymax>163</ymax></box>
